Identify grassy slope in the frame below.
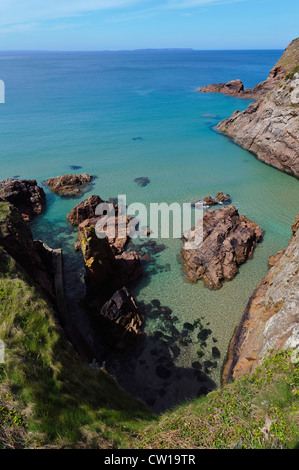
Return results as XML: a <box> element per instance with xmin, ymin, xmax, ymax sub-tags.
<box><xmin>0</xmin><ymin>247</ymin><xmax>155</xmax><ymax>449</ymax></box>
<box><xmin>136</xmin><ymin>351</ymin><xmax>299</xmax><ymax>449</ymax></box>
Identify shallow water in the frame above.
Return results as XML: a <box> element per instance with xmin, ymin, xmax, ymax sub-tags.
<box><xmin>1</xmin><ymin>49</ymin><xmax>298</xmax><ymax>411</ymax></box>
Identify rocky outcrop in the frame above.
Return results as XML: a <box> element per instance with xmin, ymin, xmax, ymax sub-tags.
<box><xmin>97</xmin><ymin>287</ymin><xmax>144</xmax><ymax>349</ymax></box>
<box><xmin>46</xmin><ymin>173</ymin><xmax>94</xmax><ymax>197</ymax></box>
<box><xmin>66</xmin><ymin>195</ymin><xmax>106</xmax><ymax>226</ymax></box>
<box><xmin>0</xmin><ymin>201</ymin><xmax>57</xmax><ymax>301</ymax></box>
<box><xmin>182</xmin><ymin>205</ymin><xmax>263</xmax><ymax>289</ymax></box>
<box><xmin>81</xmin><ymin>225</ymin><xmax>143</xmax><ymax>338</ymax></box>
<box><xmin>222</xmin><ymin>214</ymin><xmax>299</xmax><ymax>383</ymax></box>
<box><xmin>0</xmin><ymin>178</ymin><xmax>46</xmax><ymax>222</ymax></box>
<box><xmin>215</xmin><ymin>38</ymin><xmax>299</xmax><ymax>178</ymax></box>
<box><xmin>192</xmin><ymin>191</ymin><xmax>231</xmax><ymax>208</ymax></box>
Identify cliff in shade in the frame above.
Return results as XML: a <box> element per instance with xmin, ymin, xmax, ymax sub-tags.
<box><xmin>215</xmin><ymin>38</ymin><xmax>299</xmax><ymax>178</ymax></box>
<box><xmin>222</xmin><ymin>215</ymin><xmax>299</xmax><ymax>383</ymax></box>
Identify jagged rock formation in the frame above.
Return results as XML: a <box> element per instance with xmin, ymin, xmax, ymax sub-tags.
<box><xmin>182</xmin><ymin>205</ymin><xmax>263</xmax><ymax>289</ymax></box>
<box><xmin>0</xmin><ymin>178</ymin><xmax>46</xmax><ymax>222</ymax></box>
<box><xmin>80</xmin><ymin>224</ymin><xmax>143</xmax><ymax>348</ymax></box>
<box><xmin>222</xmin><ymin>214</ymin><xmax>299</xmax><ymax>383</ymax></box>
<box><xmin>0</xmin><ymin>201</ymin><xmax>57</xmax><ymax>301</ymax></box>
<box><xmin>97</xmin><ymin>287</ymin><xmax>144</xmax><ymax>349</ymax></box>
<box><xmin>66</xmin><ymin>195</ymin><xmax>106</xmax><ymax>226</ymax></box>
<box><xmin>191</xmin><ymin>191</ymin><xmax>231</xmax><ymax>208</ymax></box>
<box><xmin>215</xmin><ymin>38</ymin><xmax>299</xmax><ymax>178</ymax></box>
<box><xmin>46</xmin><ymin>173</ymin><xmax>94</xmax><ymax>197</ymax></box>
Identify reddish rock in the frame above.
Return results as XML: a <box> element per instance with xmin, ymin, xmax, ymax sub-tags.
<box><xmin>46</xmin><ymin>173</ymin><xmax>94</xmax><ymax>197</ymax></box>
<box><xmin>216</xmin><ymin>38</ymin><xmax>299</xmax><ymax>178</ymax></box>
<box><xmin>0</xmin><ymin>201</ymin><xmax>57</xmax><ymax>301</ymax></box>
<box><xmin>192</xmin><ymin>191</ymin><xmax>230</xmax><ymax>207</ymax></box>
<box><xmin>66</xmin><ymin>195</ymin><xmax>107</xmax><ymax>226</ymax></box>
<box><xmin>0</xmin><ymin>178</ymin><xmax>46</xmax><ymax>222</ymax></box>
<box><xmin>182</xmin><ymin>205</ymin><xmax>263</xmax><ymax>289</ymax></box>
<box><xmin>222</xmin><ymin>214</ymin><xmax>299</xmax><ymax>383</ymax></box>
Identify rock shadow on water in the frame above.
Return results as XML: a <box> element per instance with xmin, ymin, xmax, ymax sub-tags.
<box><xmin>102</xmin><ymin>332</ymin><xmax>216</xmax><ymax>414</ymax></box>
<box><xmin>96</xmin><ymin>300</ymin><xmax>217</xmax><ymax>414</ymax></box>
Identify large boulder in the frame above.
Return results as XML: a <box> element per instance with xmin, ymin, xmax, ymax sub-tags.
<box><xmin>0</xmin><ymin>178</ymin><xmax>46</xmax><ymax>222</ymax></box>
<box><xmin>46</xmin><ymin>173</ymin><xmax>94</xmax><ymax>197</ymax></box>
<box><xmin>66</xmin><ymin>195</ymin><xmax>106</xmax><ymax>226</ymax></box>
<box><xmin>97</xmin><ymin>287</ymin><xmax>144</xmax><ymax>349</ymax></box>
<box><xmin>182</xmin><ymin>205</ymin><xmax>263</xmax><ymax>289</ymax></box>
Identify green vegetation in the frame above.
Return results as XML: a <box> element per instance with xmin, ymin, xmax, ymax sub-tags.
<box><xmin>136</xmin><ymin>351</ymin><xmax>299</xmax><ymax>449</ymax></box>
<box><xmin>285</xmin><ymin>65</ymin><xmax>299</xmax><ymax>80</ymax></box>
<box><xmin>0</xmin><ymin>248</ymin><xmax>155</xmax><ymax>448</ymax></box>
<box><xmin>0</xmin><ymin>199</ymin><xmax>298</xmax><ymax>449</ymax></box>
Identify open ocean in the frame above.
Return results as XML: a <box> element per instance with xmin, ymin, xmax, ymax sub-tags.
<box><xmin>1</xmin><ymin>49</ymin><xmax>299</xmax><ymax>411</ymax></box>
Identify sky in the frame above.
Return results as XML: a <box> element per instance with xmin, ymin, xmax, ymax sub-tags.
<box><xmin>0</xmin><ymin>0</ymin><xmax>298</xmax><ymax>50</ymax></box>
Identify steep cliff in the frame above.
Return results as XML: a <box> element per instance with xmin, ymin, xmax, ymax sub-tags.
<box><xmin>215</xmin><ymin>38</ymin><xmax>299</xmax><ymax>178</ymax></box>
<box><xmin>222</xmin><ymin>215</ymin><xmax>299</xmax><ymax>383</ymax></box>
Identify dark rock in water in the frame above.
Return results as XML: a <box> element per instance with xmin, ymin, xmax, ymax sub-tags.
<box><xmin>154</xmin><ymin>244</ymin><xmax>165</xmax><ymax>253</ymax></box>
<box><xmin>46</xmin><ymin>173</ymin><xmax>94</xmax><ymax>197</ymax></box>
<box><xmin>115</xmin><ymin>250</ymin><xmax>143</xmax><ymax>286</ymax></box>
<box><xmin>0</xmin><ymin>178</ymin><xmax>46</xmax><ymax>222</ymax></box>
<box><xmin>212</xmin><ymin>346</ymin><xmax>221</xmax><ymax>359</ymax></box>
<box><xmin>182</xmin><ymin>205</ymin><xmax>263</xmax><ymax>289</ymax></box>
<box><xmin>151</xmin><ymin>298</ymin><xmax>161</xmax><ymax>308</ymax></box>
<box><xmin>192</xmin><ymin>361</ymin><xmax>202</xmax><ymax>370</ymax></box>
<box><xmin>134</xmin><ymin>177</ymin><xmax>150</xmax><ymax>187</ymax></box>
<box><xmin>197</xmin><ymin>328</ymin><xmax>212</xmax><ymax>342</ymax></box>
<box><xmin>70</xmin><ymin>165</ymin><xmax>82</xmax><ymax>170</ymax></box>
<box><xmin>204</xmin><ymin>360</ymin><xmax>217</xmax><ymax>373</ymax></box>
<box><xmin>12</xmin><ymin>175</ymin><xmax>20</xmax><ymax>179</ymax></box>
<box><xmin>183</xmin><ymin>322</ymin><xmax>195</xmax><ymax>331</ymax></box>
<box><xmin>170</xmin><ymin>345</ymin><xmax>180</xmax><ymax>358</ymax></box>
<box><xmin>155</xmin><ymin>365</ymin><xmax>171</xmax><ymax>379</ymax></box>
<box><xmin>97</xmin><ymin>287</ymin><xmax>144</xmax><ymax>350</ymax></box>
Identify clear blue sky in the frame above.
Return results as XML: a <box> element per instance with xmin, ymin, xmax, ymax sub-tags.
<box><xmin>0</xmin><ymin>0</ymin><xmax>298</xmax><ymax>51</ymax></box>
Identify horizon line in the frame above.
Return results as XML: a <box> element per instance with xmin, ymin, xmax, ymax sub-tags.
<box><xmin>0</xmin><ymin>47</ymin><xmax>285</xmax><ymax>53</ymax></box>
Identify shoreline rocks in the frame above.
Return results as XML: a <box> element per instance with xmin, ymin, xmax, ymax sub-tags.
<box><xmin>192</xmin><ymin>191</ymin><xmax>231</xmax><ymax>208</ymax></box>
<box><xmin>46</xmin><ymin>173</ymin><xmax>94</xmax><ymax>197</ymax></box>
<box><xmin>222</xmin><ymin>214</ymin><xmax>299</xmax><ymax>383</ymax></box>
<box><xmin>215</xmin><ymin>38</ymin><xmax>299</xmax><ymax>179</ymax></box>
<box><xmin>0</xmin><ymin>178</ymin><xmax>46</xmax><ymax>222</ymax></box>
<box><xmin>182</xmin><ymin>205</ymin><xmax>263</xmax><ymax>289</ymax></box>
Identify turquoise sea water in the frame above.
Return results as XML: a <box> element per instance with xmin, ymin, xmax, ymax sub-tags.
<box><xmin>1</xmin><ymin>50</ymin><xmax>298</xmax><ymax>411</ymax></box>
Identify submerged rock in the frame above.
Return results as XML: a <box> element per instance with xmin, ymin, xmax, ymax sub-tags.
<box><xmin>0</xmin><ymin>178</ymin><xmax>46</xmax><ymax>222</ymax></box>
<box><xmin>46</xmin><ymin>173</ymin><xmax>94</xmax><ymax>197</ymax></box>
<box><xmin>134</xmin><ymin>177</ymin><xmax>150</xmax><ymax>187</ymax></box>
<box><xmin>182</xmin><ymin>205</ymin><xmax>263</xmax><ymax>289</ymax></box>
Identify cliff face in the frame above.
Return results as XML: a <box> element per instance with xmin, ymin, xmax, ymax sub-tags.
<box><xmin>216</xmin><ymin>38</ymin><xmax>299</xmax><ymax>178</ymax></box>
<box><xmin>222</xmin><ymin>215</ymin><xmax>299</xmax><ymax>383</ymax></box>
